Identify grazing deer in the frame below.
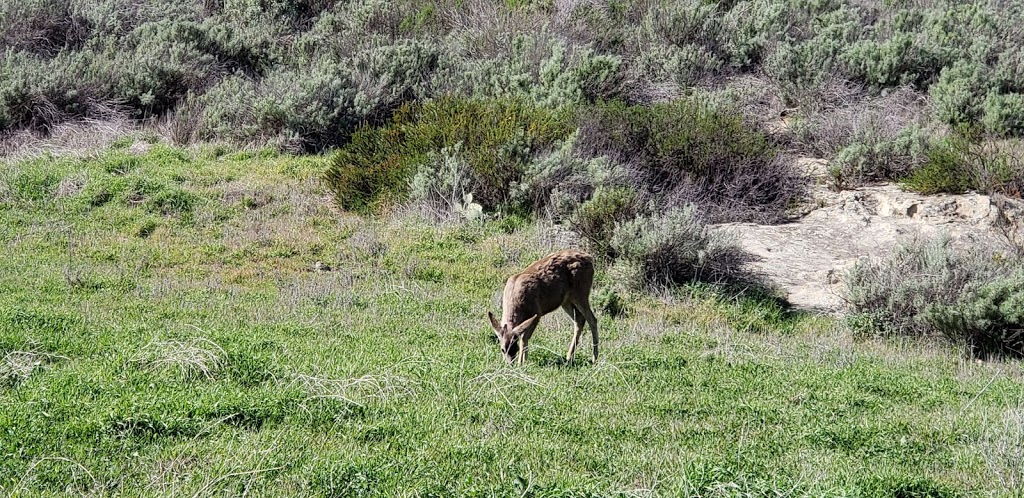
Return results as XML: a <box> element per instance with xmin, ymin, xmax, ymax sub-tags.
<box><xmin>488</xmin><ymin>250</ymin><xmax>599</xmax><ymax>365</ymax></box>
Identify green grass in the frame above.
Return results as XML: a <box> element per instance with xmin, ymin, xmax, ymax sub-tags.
<box><xmin>2</xmin><ymin>145</ymin><xmax>1023</xmax><ymax>496</ymax></box>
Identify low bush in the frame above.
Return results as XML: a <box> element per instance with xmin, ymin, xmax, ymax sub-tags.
<box><xmin>323</xmin><ymin>97</ymin><xmax>573</xmax><ymax>213</ymax></box>
<box><xmin>435</xmin><ymin>34</ymin><xmax>624</xmax><ymax>108</ymax></box>
<box><xmin>901</xmin><ymin>136</ymin><xmax>974</xmax><ymax>195</ymax></box>
<box><xmin>930</xmin><ymin>61</ymin><xmax>989</xmax><ymax>129</ymax></box>
<box><xmin>828</xmin><ymin>126</ymin><xmax>929</xmax><ymax>189</ymax></box>
<box><xmin>577</xmin><ymin>98</ymin><xmax>803</xmax><ymax>223</ymax></box>
<box><xmin>983</xmin><ymin>93</ymin><xmax>1024</xmax><ymax>137</ymax></box>
<box><xmin>510</xmin><ymin>133</ymin><xmax>626</xmax><ymax>219</ymax></box>
<box><xmin>609</xmin><ymin>206</ymin><xmax>745</xmax><ymax>288</ymax></box>
<box><xmin>902</xmin><ymin>133</ymin><xmax>1024</xmax><ymax>196</ymax></box>
<box><xmin>925</xmin><ymin>274</ymin><xmax>1024</xmax><ymax>357</ymax></box>
<box><xmin>632</xmin><ymin>42</ymin><xmax>721</xmax><ymax>89</ymax></box>
<box><xmin>844</xmin><ymin>236</ymin><xmax>1010</xmax><ymax>341</ymax></box>
<box><xmin>0</xmin><ymin>0</ymin><xmax>93</xmax><ymax>56</ymax></box>
<box><xmin>570</xmin><ymin>186</ymin><xmax>638</xmax><ymax>259</ymax></box>
<box><xmin>406</xmin><ymin>145</ymin><xmax>482</xmax><ymax>222</ymax></box>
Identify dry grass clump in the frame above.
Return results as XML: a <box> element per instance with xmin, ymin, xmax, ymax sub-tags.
<box><xmin>0</xmin><ymin>117</ymin><xmax>136</xmax><ymax>163</ymax></box>
<box><xmin>130</xmin><ymin>337</ymin><xmax>227</xmax><ymax>380</ymax></box>
<box><xmin>1</xmin><ymin>349</ymin><xmax>65</xmax><ymax>387</ymax></box>
<box><xmin>285</xmin><ymin>370</ymin><xmax>414</xmax><ymax>411</ymax></box>
<box><xmin>979</xmin><ymin>406</ymin><xmax>1024</xmax><ymax>490</ymax></box>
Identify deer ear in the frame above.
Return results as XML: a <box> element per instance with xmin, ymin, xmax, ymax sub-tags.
<box><xmin>511</xmin><ymin>314</ymin><xmax>539</xmax><ymax>335</ymax></box>
<box><xmin>488</xmin><ymin>312</ymin><xmax>501</xmax><ymax>334</ymax></box>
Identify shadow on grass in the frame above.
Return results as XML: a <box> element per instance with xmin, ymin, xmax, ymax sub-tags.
<box><xmin>681</xmin><ymin>276</ymin><xmax>816</xmax><ymax>335</ymax></box>
<box><xmin>531</xmin><ymin>349</ymin><xmax>592</xmax><ymax>369</ymax></box>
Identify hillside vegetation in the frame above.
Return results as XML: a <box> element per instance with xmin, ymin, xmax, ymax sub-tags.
<box><xmin>2</xmin><ymin>145</ymin><xmax>1024</xmax><ymax>496</ymax></box>
<box><xmin>2</xmin><ymin>0</ymin><xmax>1023</xmax><ymax>189</ymax></box>
<box><xmin>4</xmin><ymin>0</ymin><xmax>1024</xmax><ymax>495</ymax></box>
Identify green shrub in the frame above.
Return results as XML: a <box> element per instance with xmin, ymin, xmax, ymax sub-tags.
<box><xmin>609</xmin><ymin>206</ymin><xmax>744</xmax><ymax>288</ymax></box>
<box><xmin>992</xmin><ymin>50</ymin><xmax>1024</xmax><ymax>94</ymax></box>
<box><xmin>842</xmin><ymin>33</ymin><xmax>937</xmax><ymax>91</ymax></box>
<box><xmin>983</xmin><ymin>93</ymin><xmax>1024</xmax><ymax>137</ymax></box>
<box><xmin>324</xmin><ymin>98</ymin><xmax>573</xmax><ymax>213</ymax></box>
<box><xmin>930</xmin><ymin>61</ymin><xmax>989</xmax><ymax>128</ymax></box>
<box><xmin>510</xmin><ymin>133</ymin><xmax>626</xmax><ymax>218</ymax></box>
<box><xmin>720</xmin><ymin>0</ymin><xmax>786</xmax><ymax>69</ymax></box>
<box><xmin>406</xmin><ymin>145</ymin><xmax>481</xmax><ymax>221</ymax></box>
<box><xmin>633</xmin><ymin>42</ymin><xmax>722</xmax><ymax>89</ymax></box>
<box><xmin>592</xmin><ymin>287</ymin><xmax>626</xmax><ymax>318</ymax></box>
<box><xmin>578</xmin><ymin>98</ymin><xmax>801</xmax><ymax>223</ymax></box>
<box><xmin>436</xmin><ymin>34</ymin><xmax>624</xmax><ymax>108</ymax></box>
<box><xmin>902</xmin><ymin>133</ymin><xmax>1024</xmax><ymax>196</ymax></box>
<box><xmin>571</xmin><ymin>186</ymin><xmax>638</xmax><ymax>259</ymax></box>
<box><xmin>828</xmin><ymin>126</ymin><xmax>929</xmax><ymax>189</ymax></box>
<box><xmin>902</xmin><ymin>136</ymin><xmax>974</xmax><ymax>195</ymax></box>
<box><xmin>643</xmin><ymin>0</ymin><xmax>720</xmax><ymax>51</ymax></box>
<box><xmin>765</xmin><ymin>7</ymin><xmax>861</xmax><ymax>106</ymax></box>
<box><xmin>0</xmin><ymin>0</ymin><xmax>93</xmax><ymax>56</ymax></box>
<box><xmin>0</xmin><ymin>50</ymin><xmax>109</xmax><ymax>130</ymax></box>
<box><xmin>925</xmin><ymin>274</ymin><xmax>1024</xmax><ymax>357</ymax></box>
<box><xmin>845</xmin><ymin>236</ymin><xmax>1008</xmax><ymax>339</ymax></box>
<box><xmin>349</xmin><ymin>39</ymin><xmax>439</xmax><ymax>119</ymax></box>
<box><xmin>196</xmin><ymin>63</ymin><xmax>357</xmax><ymax>151</ymax></box>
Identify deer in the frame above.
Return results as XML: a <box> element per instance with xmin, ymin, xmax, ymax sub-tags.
<box><xmin>488</xmin><ymin>249</ymin><xmax>599</xmax><ymax>366</ymax></box>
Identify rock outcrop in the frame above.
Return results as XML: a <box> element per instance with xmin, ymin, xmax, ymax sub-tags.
<box><xmin>716</xmin><ymin>161</ymin><xmax>1024</xmax><ymax>312</ymax></box>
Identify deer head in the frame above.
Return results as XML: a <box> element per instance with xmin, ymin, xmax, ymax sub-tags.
<box><xmin>488</xmin><ymin>312</ymin><xmax>538</xmax><ymax>363</ymax></box>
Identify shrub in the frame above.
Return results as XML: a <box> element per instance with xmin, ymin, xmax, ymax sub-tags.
<box><xmin>510</xmin><ymin>133</ymin><xmax>626</xmax><ymax>218</ymax></box>
<box><xmin>111</xmin><ymin>21</ymin><xmax>220</xmax><ymax>117</ymax></box>
<box><xmin>983</xmin><ymin>93</ymin><xmax>1024</xmax><ymax>137</ymax></box>
<box><xmin>349</xmin><ymin>39</ymin><xmax>440</xmax><ymax>121</ymax></box>
<box><xmin>842</xmin><ymin>34</ymin><xmax>938</xmax><ymax>91</ymax></box>
<box><xmin>925</xmin><ymin>274</ymin><xmax>1024</xmax><ymax>357</ymax></box>
<box><xmin>324</xmin><ymin>98</ymin><xmax>573</xmax><ymax>213</ymax></box>
<box><xmin>828</xmin><ymin>126</ymin><xmax>929</xmax><ymax>189</ymax></box>
<box><xmin>992</xmin><ymin>50</ymin><xmax>1024</xmax><ymax>95</ymax></box>
<box><xmin>609</xmin><ymin>206</ymin><xmax>745</xmax><ymax>288</ymax></box>
<box><xmin>577</xmin><ymin>98</ymin><xmax>802</xmax><ymax>223</ymax></box>
<box><xmin>0</xmin><ymin>0</ymin><xmax>93</xmax><ymax>56</ymax></box>
<box><xmin>633</xmin><ymin>42</ymin><xmax>721</xmax><ymax>89</ymax></box>
<box><xmin>406</xmin><ymin>145</ymin><xmax>482</xmax><ymax>222</ymax></box>
<box><xmin>930</xmin><ymin>61</ymin><xmax>989</xmax><ymax>128</ymax></box>
<box><xmin>0</xmin><ymin>50</ymin><xmax>115</xmax><ymax>131</ymax></box>
<box><xmin>844</xmin><ymin>236</ymin><xmax>1009</xmax><ymax>338</ymax></box>
<box><xmin>435</xmin><ymin>34</ymin><xmax>624</xmax><ymax>108</ymax></box>
<box><xmin>903</xmin><ymin>133</ymin><xmax>1024</xmax><ymax>196</ymax></box>
<box><xmin>719</xmin><ymin>0</ymin><xmax>786</xmax><ymax>69</ymax></box>
<box><xmin>642</xmin><ymin>0</ymin><xmax>720</xmax><ymax>52</ymax></box>
<box><xmin>902</xmin><ymin>139</ymin><xmax>974</xmax><ymax>195</ymax></box>
<box><xmin>788</xmin><ymin>87</ymin><xmax>927</xmax><ymax>158</ymax></box>
<box><xmin>196</xmin><ymin>62</ymin><xmax>358</xmax><ymax>151</ymax></box>
<box><xmin>571</xmin><ymin>186</ymin><xmax>638</xmax><ymax>259</ymax></box>
<box><xmin>765</xmin><ymin>7</ymin><xmax>861</xmax><ymax>106</ymax></box>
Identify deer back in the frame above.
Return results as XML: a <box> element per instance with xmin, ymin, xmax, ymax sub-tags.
<box><xmin>500</xmin><ymin>250</ymin><xmax>594</xmax><ymax>326</ymax></box>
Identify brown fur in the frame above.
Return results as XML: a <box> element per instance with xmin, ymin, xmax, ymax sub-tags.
<box><xmin>488</xmin><ymin>250</ymin><xmax>599</xmax><ymax>365</ymax></box>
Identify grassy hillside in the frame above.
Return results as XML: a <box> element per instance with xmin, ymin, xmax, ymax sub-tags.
<box><xmin>4</xmin><ymin>1</ymin><xmax>1024</xmax><ymax>494</ymax></box>
<box><xmin>2</xmin><ymin>144</ymin><xmax>1023</xmax><ymax>496</ymax></box>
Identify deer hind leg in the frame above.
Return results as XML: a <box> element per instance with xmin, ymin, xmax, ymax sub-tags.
<box><xmin>571</xmin><ymin>297</ymin><xmax>599</xmax><ymax>364</ymax></box>
<box><xmin>562</xmin><ymin>303</ymin><xmax>586</xmax><ymax>363</ymax></box>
